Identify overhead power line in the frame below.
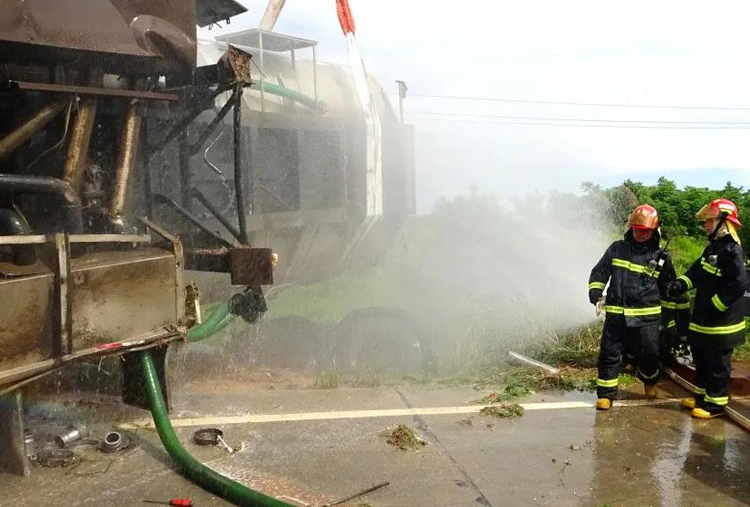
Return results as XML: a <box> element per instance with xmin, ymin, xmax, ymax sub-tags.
<box><xmin>404</xmin><ymin>93</ymin><xmax>750</xmax><ymax>111</ymax></box>
<box><xmin>410</xmin><ymin>111</ymin><xmax>750</xmax><ymax>125</ymax></box>
<box><xmin>407</xmin><ymin>116</ymin><xmax>750</xmax><ymax>129</ymax></box>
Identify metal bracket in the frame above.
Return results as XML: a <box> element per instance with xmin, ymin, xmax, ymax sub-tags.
<box><xmin>52</xmin><ymin>233</ymin><xmax>73</xmax><ymax>355</ymax></box>
<box><xmin>0</xmin><ymin>391</ymin><xmax>30</xmax><ymax>476</ymax></box>
<box><xmin>140</xmin><ymin>218</ymin><xmax>186</xmax><ymax>327</ymax></box>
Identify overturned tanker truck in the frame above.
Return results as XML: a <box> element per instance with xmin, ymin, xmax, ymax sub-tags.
<box><xmin>0</xmin><ymin>0</ymin><xmax>414</xmax><ymax>488</ymax></box>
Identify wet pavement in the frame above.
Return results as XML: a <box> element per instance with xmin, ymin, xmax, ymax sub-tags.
<box><xmin>2</xmin><ymin>381</ymin><xmax>750</xmax><ymax>507</ymax></box>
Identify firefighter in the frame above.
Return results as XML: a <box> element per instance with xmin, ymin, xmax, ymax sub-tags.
<box><xmin>667</xmin><ymin>198</ymin><xmax>749</xmax><ymax>419</ymax></box>
<box><xmin>588</xmin><ymin>204</ymin><xmax>682</xmax><ymax>410</ymax></box>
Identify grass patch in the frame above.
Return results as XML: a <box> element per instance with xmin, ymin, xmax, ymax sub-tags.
<box><xmin>266</xmin><ymin>267</ymin><xmax>404</xmax><ymax>324</ymax></box>
<box><xmin>315</xmin><ymin>369</ymin><xmax>341</xmax><ymax>389</ymax></box>
<box><xmin>735</xmin><ymin>336</ymin><xmax>750</xmax><ymax>363</ymax></box>
<box><xmin>529</xmin><ymin>323</ymin><xmax>602</xmax><ymax>368</ymax></box>
<box><xmin>669</xmin><ymin>235</ymin><xmax>705</xmax><ymax>274</ymax></box>
<box><xmin>479</xmin><ymin>403</ymin><xmax>524</xmax><ymax>418</ymax></box>
<box><xmin>383</xmin><ymin>424</ymin><xmax>426</xmax><ymax>451</ymax></box>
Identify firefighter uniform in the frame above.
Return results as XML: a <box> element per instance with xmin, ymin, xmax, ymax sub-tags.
<box><xmin>588</xmin><ymin>205</ymin><xmax>687</xmax><ymax>408</ymax></box>
<box><xmin>670</xmin><ymin>199</ymin><xmax>748</xmax><ymax>418</ymax></box>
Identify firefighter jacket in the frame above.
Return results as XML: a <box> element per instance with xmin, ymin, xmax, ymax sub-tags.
<box><xmin>678</xmin><ymin>235</ymin><xmax>749</xmax><ymax>348</ymax></box>
<box><xmin>588</xmin><ymin>230</ymin><xmax>688</xmax><ymax>328</ymax></box>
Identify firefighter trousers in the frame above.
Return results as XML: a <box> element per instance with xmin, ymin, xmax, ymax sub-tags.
<box><xmin>689</xmin><ymin>339</ymin><xmax>733</xmax><ymax>413</ymax></box>
<box><xmin>597</xmin><ymin>319</ymin><xmax>660</xmax><ymax>400</ymax></box>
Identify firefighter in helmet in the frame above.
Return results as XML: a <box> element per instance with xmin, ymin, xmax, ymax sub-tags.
<box><xmin>668</xmin><ymin>198</ymin><xmax>749</xmax><ymax>419</ymax></box>
<box><xmin>588</xmin><ymin>204</ymin><xmax>683</xmax><ymax>410</ymax></box>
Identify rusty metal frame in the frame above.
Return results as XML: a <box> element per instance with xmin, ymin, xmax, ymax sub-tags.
<box><xmin>7</xmin><ymin>81</ymin><xmax>178</xmax><ymax>101</ymax></box>
<box><xmin>52</xmin><ymin>233</ymin><xmax>73</xmax><ymax>355</ymax></box>
<box><xmin>140</xmin><ymin>217</ymin><xmax>186</xmax><ymax>327</ymax></box>
<box><xmin>0</xmin><ymin>330</ymin><xmax>180</xmax><ymax>392</ymax></box>
<box><xmin>0</xmin><ymin>391</ymin><xmax>29</xmax><ymax>476</ymax></box>
<box><xmin>0</xmin><ymin>234</ymin><xmax>151</xmax><ymax>245</ymax></box>
<box><xmin>0</xmin><ymin>229</ymin><xmax>186</xmax><ymax>392</ymax></box>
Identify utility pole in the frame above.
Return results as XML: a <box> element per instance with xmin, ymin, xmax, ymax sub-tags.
<box><xmin>396</xmin><ymin>80</ymin><xmax>408</xmax><ymax>123</ymax></box>
<box><xmin>259</xmin><ymin>0</ymin><xmax>287</xmax><ymax>32</ymax></box>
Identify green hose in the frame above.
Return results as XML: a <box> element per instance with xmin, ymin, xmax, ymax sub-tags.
<box><xmin>187</xmin><ymin>303</ymin><xmax>234</xmax><ymax>343</ymax></box>
<box><xmin>249</xmin><ymin>81</ymin><xmax>321</xmax><ymax>111</ymax></box>
<box><xmin>140</xmin><ymin>351</ymin><xmax>293</xmax><ymax>507</ymax></box>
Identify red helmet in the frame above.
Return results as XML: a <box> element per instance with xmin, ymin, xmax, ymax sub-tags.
<box><xmin>696</xmin><ymin>198</ymin><xmax>742</xmax><ymax>227</ymax></box>
<box><xmin>627</xmin><ymin>204</ymin><xmax>659</xmax><ymax>230</ymax></box>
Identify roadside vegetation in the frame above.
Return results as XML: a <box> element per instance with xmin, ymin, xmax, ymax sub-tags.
<box><xmin>263</xmin><ymin>177</ymin><xmax>749</xmax><ymax>390</ymax></box>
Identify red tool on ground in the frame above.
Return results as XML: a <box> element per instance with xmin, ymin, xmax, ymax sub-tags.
<box><xmin>143</xmin><ymin>499</ymin><xmax>193</xmax><ymax>507</ymax></box>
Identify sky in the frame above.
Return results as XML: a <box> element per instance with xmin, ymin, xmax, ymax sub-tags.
<box><xmin>201</xmin><ymin>0</ymin><xmax>750</xmax><ymax>211</ymax></box>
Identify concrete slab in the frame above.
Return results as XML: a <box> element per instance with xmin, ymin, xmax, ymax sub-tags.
<box><xmin>1</xmin><ymin>381</ymin><xmax>749</xmax><ymax>507</ymax></box>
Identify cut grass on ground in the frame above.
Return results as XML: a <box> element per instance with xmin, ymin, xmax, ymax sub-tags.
<box><xmin>383</xmin><ymin>424</ymin><xmax>426</xmax><ymax>451</ymax></box>
<box><xmin>479</xmin><ymin>403</ymin><xmax>524</xmax><ymax>418</ymax></box>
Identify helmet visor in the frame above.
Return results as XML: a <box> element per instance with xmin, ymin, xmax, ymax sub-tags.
<box><xmin>695</xmin><ymin>204</ymin><xmax>718</xmax><ymax>222</ymax></box>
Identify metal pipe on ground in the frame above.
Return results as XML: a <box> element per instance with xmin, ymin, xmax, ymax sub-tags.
<box><xmin>508</xmin><ymin>351</ymin><xmax>560</xmax><ymax>376</ymax></box>
<box><xmin>139</xmin><ymin>350</ymin><xmax>293</xmax><ymax>507</ymax></box>
<box><xmin>665</xmin><ymin>367</ymin><xmax>750</xmax><ymax>432</ymax></box>
<box><xmin>0</xmin><ymin>175</ymin><xmax>82</xmax><ymax>232</ymax></box>
<box><xmin>0</xmin><ymin>102</ymin><xmax>67</xmax><ymax>163</ymax></box>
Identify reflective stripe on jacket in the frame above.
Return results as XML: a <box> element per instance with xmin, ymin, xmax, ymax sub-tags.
<box><xmin>680</xmin><ymin>235</ymin><xmax>749</xmax><ymax>348</ymax></box>
<box><xmin>588</xmin><ymin>230</ymin><xmax>682</xmax><ymax>328</ymax></box>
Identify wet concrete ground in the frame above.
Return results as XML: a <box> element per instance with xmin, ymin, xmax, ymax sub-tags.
<box><xmin>2</xmin><ymin>381</ymin><xmax>750</xmax><ymax>507</ymax></box>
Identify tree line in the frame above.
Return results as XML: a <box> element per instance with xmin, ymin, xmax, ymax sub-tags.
<box><xmin>580</xmin><ymin>177</ymin><xmax>750</xmax><ymax>246</ymax></box>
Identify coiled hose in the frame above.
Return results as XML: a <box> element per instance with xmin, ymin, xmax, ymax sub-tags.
<box><xmin>140</xmin><ymin>351</ymin><xmax>293</xmax><ymax>507</ymax></box>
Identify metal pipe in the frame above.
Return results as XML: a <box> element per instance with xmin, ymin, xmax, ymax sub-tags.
<box><xmin>507</xmin><ymin>351</ymin><xmax>560</xmax><ymax>376</ymax></box>
<box><xmin>179</xmin><ymin>131</ymin><xmax>192</xmax><ymax>212</ymax></box>
<box><xmin>62</xmin><ymin>71</ymin><xmax>101</xmax><ymax>193</ymax></box>
<box><xmin>0</xmin><ymin>208</ymin><xmax>36</xmax><ymax>265</ymax></box>
<box><xmin>312</xmin><ymin>45</ymin><xmax>318</xmax><ymax>106</ymax></box>
<box><xmin>233</xmin><ymin>87</ymin><xmax>249</xmax><ymax>244</ymax></box>
<box><xmin>109</xmin><ymin>94</ymin><xmax>142</xmax><ymax>228</ymax></box>
<box><xmin>188</xmin><ymin>91</ymin><xmax>236</xmax><ymax>156</ymax></box>
<box><xmin>142</xmin><ymin>121</ymin><xmax>153</xmax><ymax>218</ymax></box>
<box><xmin>259</xmin><ymin>33</ymin><xmax>265</xmax><ymax>112</ymax></box>
<box><xmin>0</xmin><ymin>102</ymin><xmax>67</xmax><ymax>163</ymax></box>
<box><xmin>149</xmin><ymin>87</ymin><xmax>224</xmax><ymax>155</ymax></box>
<box><xmin>62</xmin><ymin>94</ymin><xmax>97</xmax><ymax>192</ymax></box>
<box><xmin>665</xmin><ymin>367</ymin><xmax>750</xmax><ymax>432</ymax></box>
<box><xmin>153</xmin><ymin>193</ymin><xmax>232</xmax><ymax>248</ymax></box>
<box><xmin>0</xmin><ymin>174</ymin><xmax>82</xmax><ymax>232</ymax></box>
<box><xmin>259</xmin><ymin>0</ymin><xmax>287</xmax><ymax>31</ymax></box>
<box><xmin>191</xmin><ymin>188</ymin><xmax>242</xmax><ymax>242</ymax></box>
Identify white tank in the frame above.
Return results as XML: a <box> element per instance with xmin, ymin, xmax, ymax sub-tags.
<box><xmin>197</xmin><ymin>37</ymin><xmax>398</xmax><ymax>122</ymax></box>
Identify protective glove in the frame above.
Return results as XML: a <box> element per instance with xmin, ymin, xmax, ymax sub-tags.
<box><xmin>588</xmin><ymin>289</ymin><xmax>603</xmax><ymax>305</ymax></box>
<box><xmin>595</xmin><ymin>298</ymin><xmax>606</xmax><ymax>317</ymax></box>
<box><xmin>666</xmin><ymin>279</ymin><xmax>688</xmax><ymax>298</ymax></box>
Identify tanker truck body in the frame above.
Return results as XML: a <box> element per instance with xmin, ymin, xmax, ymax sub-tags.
<box><xmin>0</xmin><ymin>0</ymin><xmax>415</xmax><ymax>476</ymax></box>
<box><xmin>0</xmin><ymin>0</ymin><xmax>279</xmax><ymax>476</ymax></box>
